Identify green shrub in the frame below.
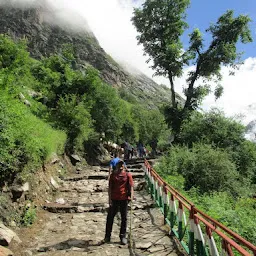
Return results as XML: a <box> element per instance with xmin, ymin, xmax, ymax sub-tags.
<box><xmin>21</xmin><ymin>204</ymin><xmax>37</xmax><ymax>226</ymax></box>
<box><xmin>178</xmin><ymin>110</ymin><xmax>256</xmax><ymax>184</ymax></box>
<box><xmin>186</xmin><ymin>190</ymin><xmax>256</xmax><ymax>244</ymax></box>
<box><xmin>179</xmin><ymin>109</ymin><xmax>245</xmax><ymax>149</ymax></box>
<box><xmin>157</xmin><ymin>144</ymin><xmax>238</xmax><ymax>194</ymax></box>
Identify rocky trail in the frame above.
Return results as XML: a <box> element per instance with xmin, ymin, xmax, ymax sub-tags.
<box><xmin>12</xmin><ymin>159</ymin><xmax>181</xmax><ymax>256</ymax></box>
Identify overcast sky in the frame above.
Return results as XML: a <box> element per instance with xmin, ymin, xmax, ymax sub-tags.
<box><xmin>4</xmin><ymin>0</ymin><xmax>256</xmax><ymax>122</ymax></box>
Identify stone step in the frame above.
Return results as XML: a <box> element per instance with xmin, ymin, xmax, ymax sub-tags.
<box><xmin>98</xmin><ymin>168</ymin><xmax>145</xmax><ymax>173</ymax></box>
<box><xmin>44</xmin><ymin>190</ymin><xmax>154</xmax><ymax>214</ymax></box>
<box><xmin>54</xmin><ymin>190</ymin><xmax>152</xmax><ymax>206</ymax></box>
<box><xmin>59</xmin><ymin>180</ymin><xmax>146</xmax><ymax>193</ymax></box>
<box><xmin>62</xmin><ymin>172</ymin><xmax>145</xmax><ymax>182</ymax></box>
<box><xmin>126</xmin><ymin>164</ymin><xmax>144</xmax><ymax>169</ymax></box>
<box><xmin>43</xmin><ymin>201</ymin><xmax>155</xmax><ymax>214</ymax></box>
<box><xmin>125</xmin><ymin>158</ymin><xmax>156</xmax><ymax>164</ymax></box>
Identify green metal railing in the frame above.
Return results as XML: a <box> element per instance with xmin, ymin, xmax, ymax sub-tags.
<box><xmin>144</xmin><ymin>160</ymin><xmax>256</xmax><ymax>256</ymax></box>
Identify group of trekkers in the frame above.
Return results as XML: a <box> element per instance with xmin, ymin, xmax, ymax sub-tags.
<box><xmin>103</xmin><ymin>139</ymin><xmax>158</xmax><ymax>245</ymax></box>
<box><xmin>121</xmin><ymin>139</ymin><xmax>158</xmax><ymax>160</ymax></box>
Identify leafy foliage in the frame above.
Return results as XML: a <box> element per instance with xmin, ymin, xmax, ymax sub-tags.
<box><xmin>0</xmin><ymin>91</ymin><xmax>66</xmax><ymax>183</ymax></box>
<box><xmin>0</xmin><ymin>35</ymin><xmax>169</xmax><ymax>184</ymax></box>
<box><xmin>179</xmin><ymin>109</ymin><xmax>245</xmax><ymax>148</ymax></box>
<box><xmin>179</xmin><ymin>110</ymin><xmax>256</xmax><ymax>181</ymax></box>
<box><xmin>156</xmin><ymin>110</ymin><xmax>256</xmax><ymax>244</ymax></box>
<box><xmin>157</xmin><ymin>144</ymin><xmax>238</xmax><ymax>194</ymax></box>
<box><xmin>131</xmin><ymin>105</ymin><xmax>168</xmax><ymax>145</ymax></box>
<box><xmin>21</xmin><ymin>204</ymin><xmax>37</xmax><ymax>226</ymax></box>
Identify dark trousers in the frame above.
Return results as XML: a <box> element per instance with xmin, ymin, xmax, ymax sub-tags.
<box><xmin>105</xmin><ymin>200</ymin><xmax>128</xmax><ymax>238</ymax></box>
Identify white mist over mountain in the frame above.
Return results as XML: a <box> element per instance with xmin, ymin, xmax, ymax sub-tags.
<box><xmin>1</xmin><ymin>0</ymin><xmax>256</xmax><ymax>126</ymax></box>
<box><xmin>48</xmin><ymin>0</ymin><xmax>256</xmax><ymax>124</ymax></box>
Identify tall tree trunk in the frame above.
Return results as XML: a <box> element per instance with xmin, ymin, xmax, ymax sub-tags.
<box><xmin>168</xmin><ymin>72</ymin><xmax>177</xmax><ymax>108</ymax></box>
<box><xmin>183</xmin><ymin>68</ymin><xmax>200</xmax><ymax>111</ymax></box>
<box><xmin>174</xmin><ymin>65</ymin><xmax>201</xmax><ymax>140</ymax></box>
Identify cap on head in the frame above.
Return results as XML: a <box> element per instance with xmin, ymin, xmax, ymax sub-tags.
<box><xmin>117</xmin><ymin>160</ymin><xmax>124</xmax><ymax>169</ymax></box>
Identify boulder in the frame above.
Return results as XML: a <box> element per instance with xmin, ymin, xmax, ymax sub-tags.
<box><xmin>50</xmin><ymin>177</ymin><xmax>59</xmax><ymax>190</ymax></box>
<box><xmin>18</xmin><ymin>93</ymin><xmax>25</xmax><ymax>100</ymax></box>
<box><xmin>0</xmin><ymin>246</ymin><xmax>14</xmax><ymax>256</ymax></box>
<box><xmin>0</xmin><ymin>223</ymin><xmax>21</xmax><ymax>246</ymax></box>
<box><xmin>71</xmin><ymin>154</ymin><xmax>81</xmax><ymax>162</ymax></box>
<box><xmin>27</xmin><ymin>90</ymin><xmax>42</xmax><ymax>98</ymax></box>
<box><xmin>24</xmin><ymin>99</ymin><xmax>31</xmax><ymax>107</ymax></box>
<box><xmin>70</xmin><ymin>154</ymin><xmax>81</xmax><ymax>165</ymax></box>
<box><xmin>11</xmin><ymin>182</ymin><xmax>30</xmax><ymax>201</ymax></box>
<box><xmin>50</xmin><ymin>153</ymin><xmax>60</xmax><ymax>164</ymax></box>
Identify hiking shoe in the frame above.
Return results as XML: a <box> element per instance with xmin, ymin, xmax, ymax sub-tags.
<box><xmin>120</xmin><ymin>237</ymin><xmax>127</xmax><ymax>245</ymax></box>
<box><xmin>103</xmin><ymin>236</ymin><xmax>111</xmax><ymax>243</ymax></box>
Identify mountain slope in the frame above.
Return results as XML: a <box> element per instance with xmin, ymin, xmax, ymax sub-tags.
<box><xmin>0</xmin><ymin>1</ymin><xmax>181</xmax><ymax>108</ymax></box>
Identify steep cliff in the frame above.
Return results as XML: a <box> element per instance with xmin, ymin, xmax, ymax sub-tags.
<box><xmin>0</xmin><ymin>1</ymin><xmax>180</xmax><ymax>107</ymax></box>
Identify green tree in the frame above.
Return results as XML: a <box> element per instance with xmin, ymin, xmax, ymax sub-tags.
<box><xmin>131</xmin><ymin>105</ymin><xmax>168</xmax><ymax>144</ymax></box>
<box><xmin>0</xmin><ymin>35</ymin><xmax>31</xmax><ymax>90</ymax></box>
<box><xmin>55</xmin><ymin>94</ymin><xmax>93</xmax><ymax>152</ymax></box>
<box><xmin>158</xmin><ymin>143</ymin><xmax>238</xmax><ymax>194</ymax></box>
<box><xmin>179</xmin><ymin>109</ymin><xmax>245</xmax><ymax>148</ymax></box>
<box><xmin>179</xmin><ymin>110</ymin><xmax>256</xmax><ymax>181</ymax></box>
<box><xmin>90</xmin><ymin>82</ymin><xmax>125</xmax><ymax>141</ymax></box>
<box><xmin>132</xmin><ymin>1</ymin><xmax>252</xmax><ymax>135</ymax></box>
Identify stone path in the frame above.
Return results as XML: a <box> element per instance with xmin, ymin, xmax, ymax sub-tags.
<box><xmin>19</xmin><ymin>159</ymin><xmax>181</xmax><ymax>256</ymax></box>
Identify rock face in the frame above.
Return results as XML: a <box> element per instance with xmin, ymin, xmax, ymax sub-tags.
<box><xmin>10</xmin><ymin>182</ymin><xmax>30</xmax><ymax>202</ymax></box>
<box><xmin>0</xmin><ymin>246</ymin><xmax>14</xmax><ymax>256</ymax></box>
<box><xmin>0</xmin><ymin>1</ymin><xmax>181</xmax><ymax>107</ymax></box>
<box><xmin>0</xmin><ymin>223</ymin><xmax>21</xmax><ymax>246</ymax></box>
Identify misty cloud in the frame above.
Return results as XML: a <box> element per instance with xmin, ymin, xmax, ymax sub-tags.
<box><xmin>1</xmin><ymin>0</ymin><xmax>256</xmax><ymax>120</ymax></box>
<box><xmin>0</xmin><ymin>0</ymin><xmax>91</xmax><ymax>33</ymax></box>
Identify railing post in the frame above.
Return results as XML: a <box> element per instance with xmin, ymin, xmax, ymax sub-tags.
<box><xmin>206</xmin><ymin>226</ymin><xmax>219</xmax><ymax>256</ymax></box>
<box><xmin>178</xmin><ymin>201</ymin><xmax>183</xmax><ymax>240</ymax></box>
<box><xmin>154</xmin><ymin>178</ymin><xmax>158</xmax><ymax>203</ymax></box>
<box><xmin>170</xmin><ymin>194</ymin><xmax>176</xmax><ymax>229</ymax></box>
<box><xmin>149</xmin><ymin>167</ymin><xmax>155</xmax><ymax>199</ymax></box>
<box><xmin>189</xmin><ymin>205</ymin><xmax>195</xmax><ymax>256</ymax></box>
<box><xmin>194</xmin><ymin>216</ymin><xmax>207</xmax><ymax>256</ymax></box>
<box><xmin>146</xmin><ymin>166</ymin><xmax>151</xmax><ymax>194</ymax></box>
<box><xmin>222</xmin><ymin>240</ymin><xmax>234</xmax><ymax>256</ymax></box>
<box><xmin>159</xmin><ymin>182</ymin><xmax>163</xmax><ymax>209</ymax></box>
<box><xmin>163</xmin><ymin>182</ymin><xmax>168</xmax><ymax>224</ymax></box>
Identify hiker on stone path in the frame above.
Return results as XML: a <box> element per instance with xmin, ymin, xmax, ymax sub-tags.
<box><xmin>150</xmin><ymin>138</ymin><xmax>158</xmax><ymax>157</ymax></box>
<box><xmin>137</xmin><ymin>141</ymin><xmax>145</xmax><ymax>158</ymax></box>
<box><xmin>128</xmin><ymin>143</ymin><xmax>134</xmax><ymax>160</ymax></box>
<box><xmin>109</xmin><ymin>153</ymin><xmax>120</xmax><ymax>176</ymax></box>
<box><xmin>104</xmin><ymin>160</ymin><xmax>134</xmax><ymax>245</ymax></box>
<box><xmin>122</xmin><ymin>140</ymin><xmax>129</xmax><ymax>161</ymax></box>
<box><xmin>109</xmin><ymin>153</ymin><xmax>127</xmax><ymax>177</ymax></box>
